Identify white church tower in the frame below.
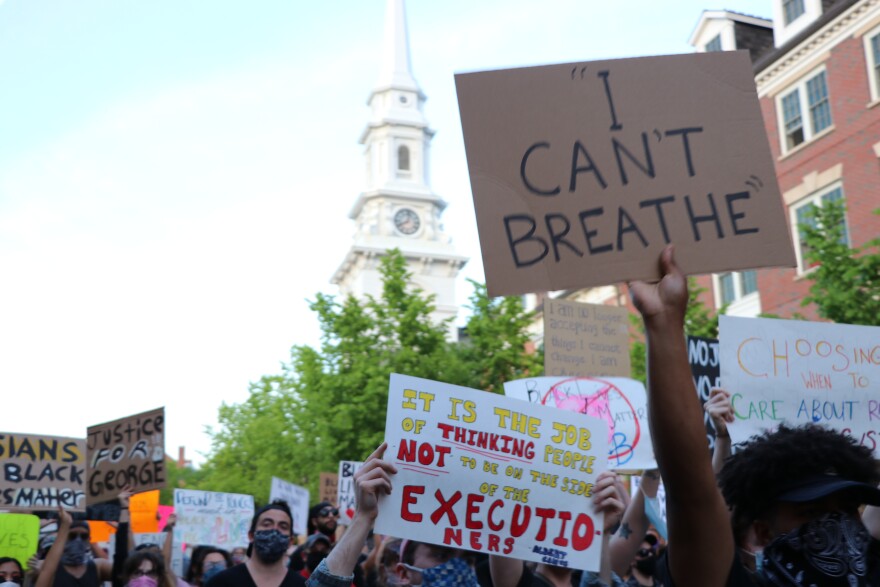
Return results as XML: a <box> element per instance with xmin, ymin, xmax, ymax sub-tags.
<box><xmin>331</xmin><ymin>0</ymin><xmax>468</xmax><ymax>340</ymax></box>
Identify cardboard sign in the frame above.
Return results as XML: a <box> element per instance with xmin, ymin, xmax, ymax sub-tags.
<box><xmin>319</xmin><ymin>473</ymin><xmax>338</xmax><ymax>505</ymax></box>
<box><xmin>504</xmin><ymin>376</ymin><xmax>654</xmax><ymax>470</ymax></box>
<box><xmin>269</xmin><ymin>477</ymin><xmax>309</xmax><ymax>535</ymax></box>
<box><xmin>337</xmin><ymin>461</ymin><xmax>363</xmax><ymax>524</ymax></box>
<box><xmin>173</xmin><ymin>489</ymin><xmax>253</xmax><ymax>550</ymax></box>
<box><xmin>375</xmin><ymin>374</ymin><xmax>609</xmax><ymax>571</ymax></box>
<box><xmin>133</xmin><ymin>532</ymin><xmax>167</xmax><ymax>548</ymax></box>
<box><xmin>0</xmin><ymin>433</ymin><xmax>86</xmax><ymax>511</ymax></box>
<box><xmin>0</xmin><ymin>513</ymin><xmax>40</xmax><ymax>569</ymax></box>
<box><xmin>687</xmin><ymin>335</ymin><xmax>722</xmax><ymax>450</ymax></box>
<box><xmin>130</xmin><ymin>490</ymin><xmax>160</xmax><ymax>533</ymax></box>
<box><xmin>720</xmin><ymin>316</ymin><xmax>880</xmax><ymax>455</ymax></box>
<box><xmin>455</xmin><ymin>51</ymin><xmax>795</xmax><ymax>297</ymax></box>
<box><xmin>544</xmin><ymin>300</ymin><xmax>630</xmax><ymax>377</ymax></box>
<box><xmin>86</xmin><ymin>408</ymin><xmax>166</xmax><ymax>504</ymax></box>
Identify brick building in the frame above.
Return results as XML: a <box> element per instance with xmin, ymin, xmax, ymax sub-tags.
<box><xmin>526</xmin><ymin>0</ymin><xmax>880</xmax><ymax>346</ymax></box>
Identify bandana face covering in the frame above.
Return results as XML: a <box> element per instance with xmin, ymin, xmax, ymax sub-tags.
<box><xmin>404</xmin><ymin>558</ymin><xmax>478</xmax><ymax>587</ymax></box>
<box><xmin>252</xmin><ymin>529</ymin><xmax>289</xmax><ymax>563</ymax></box>
<box><xmin>61</xmin><ymin>538</ymin><xmax>90</xmax><ymax>566</ymax></box>
<box><xmin>760</xmin><ymin>511</ymin><xmax>872</xmax><ymax>586</ymax></box>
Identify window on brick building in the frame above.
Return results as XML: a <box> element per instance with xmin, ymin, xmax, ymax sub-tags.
<box><xmin>863</xmin><ymin>28</ymin><xmax>880</xmax><ymax>101</ymax></box>
<box><xmin>705</xmin><ymin>35</ymin><xmax>723</xmax><ymax>52</ymax></box>
<box><xmin>791</xmin><ymin>185</ymin><xmax>848</xmax><ymax>274</ymax></box>
<box><xmin>778</xmin><ymin>69</ymin><xmax>832</xmax><ymax>152</ymax></box>
<box><xmin>782</xmin><ymin>0</ymin><xmax>805</xmax><ymax>25</ymax></box>
<box><xmin>714</xmin><ymin>271</ymin><xmax>759</xmax><ymax>306</ymax></box>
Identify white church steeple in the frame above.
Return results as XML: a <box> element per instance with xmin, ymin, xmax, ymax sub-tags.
<box><xmin>331</xmin><ymin>0</ymin><xmax>468</xmax><ymax>340</ymax></box>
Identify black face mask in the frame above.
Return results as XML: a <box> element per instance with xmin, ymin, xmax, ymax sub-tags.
<box><xmin>634</xmin><ymin>556</ymin><xmax>657</xmax><ymax>576</ymax></box>
<box><xmin>306</xmin><ymin>552</ymin><xmax>327</xmax><ymax>573</ymax></box>
<box><xmin>760</xmin><ymin>511</ymin><xmax>872</xmax><ymax>586</ymax></box>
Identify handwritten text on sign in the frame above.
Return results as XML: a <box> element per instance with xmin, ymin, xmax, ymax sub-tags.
<box><xmin>544</xmin><ymin>300</ymin><xmax>630</xmax><ymax>377</ymax></box>
<box><xmin>337</xmin><ymin>461</ymin><xmax>363</xmax><ymax>525</ymax></box>
<box><xmin>720</xmin><ymin>316</ymin><xmax>880</xmax><ymax>455</ymax></box>
<box><xmin>504</xmin><ymin>376</ymin><xmax>654</xmax><ymax>471</ymax></box>
<box><xmin>376</xmin><ymin>374</ymin><xmax>609</xmax><ymax>571</ymax></box>
<box><xmin>687</xmin><ymin>336</ymin><xmax>722</xmax><ymax>451</ymax></box>
<box><xmin>87</xmin><ymin>408</ymin><xmax>166</xmax><ymax>504</ymax></box>
<box><xmin>0</xmin><ymin>513</ymin><xmax>40</xmax><ymax>570</ymax></box>
<box><xmin>173</xmin><ymin>489</ymin><xmax>253</xmax><ymax>549</ymax></box>
<box><xmin>269</xmin><ymin>477</ymin><xmax>309</xmax><ymax>536</ymax></box>
<box><xmin>0</xmin><ymin>433</ymin><xmax>86</xmax><ymax>511</ymax></box>
<box><xmin>455</xmin><ymin>51</ymin><xmax>795</xmax><ymax>297</ymax></box>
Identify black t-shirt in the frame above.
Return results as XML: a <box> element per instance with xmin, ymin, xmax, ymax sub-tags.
<box><xmin>205</xmin><ymin>563</ymin><xmax>306</xmax><ymax>587</ymax></box>
<box><xmin>53</xmin><ymin>561</ymin><xmax>100</xmax><ymax>587</ymax></box>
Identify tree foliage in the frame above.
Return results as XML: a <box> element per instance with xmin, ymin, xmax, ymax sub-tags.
<box><xmin>199</xmin><ymin>250</ymin><xmax>538</xmax><ymax>501</ymax></box>
<box><xmin>800</xmin><ymin>200</ymin><xmax>880</xmax><ymax>326</ymax></box>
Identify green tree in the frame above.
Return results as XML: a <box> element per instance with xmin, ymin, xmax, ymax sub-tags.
<box><xmin>201</xmin><ymin>250</ymin><xmax>539</xmax><ymax>500</ymax></box>
<box><xmin>800</xmin><ymin>200</ymin><xmax>880</xmax><ymax>325</ymax></box>
<box><xmin>160</xmin><ymin>458</ymin><xmax>208</xmax><ymax>505</ymax></box>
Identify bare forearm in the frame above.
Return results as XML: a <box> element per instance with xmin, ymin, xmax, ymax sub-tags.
<box><xmin>712</xmin><ymin>434</ymin><xmax>731</xmax><ymax>476</ymax></box>
<box><xmin>325</xmin><ymin>514</ymin><xmax>371</xmax><ymax>577</ymax></box>
<box><xmin>609</xmin><ymin>489</ymin><xmax>648</xmax><ymax>577</ymax></box>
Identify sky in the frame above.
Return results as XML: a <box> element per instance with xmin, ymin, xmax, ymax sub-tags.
<box><xmin>0</xmin><ymin>0</ymin><xmax>773</xmax><ymax>464</ymax></box>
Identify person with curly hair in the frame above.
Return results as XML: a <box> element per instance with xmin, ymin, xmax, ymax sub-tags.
<box><xmin>630</xmin><ymin>246</ymin><xmax>880</xmax><ymax>587</ymax></box>
<box><xmin>121</xmin><ymin>551</ymin><xmax>171</xmax><ymax>587</ymax></box>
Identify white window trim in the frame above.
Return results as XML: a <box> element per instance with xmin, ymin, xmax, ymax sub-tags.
<box><xmin>775</xmin><ymin>65</ymin><xmax>833</xmax><ymax>155</ymax></box>
<box><xmin>863</xmin><ymin>23</ymin><xmax>880</xmax><ymax>104</ymax></box>
<box><xmin>712</xmin><ymin>272</ymin><xmax>760</xmax><ymax>310</ymax></box>
<box><xmin>789</xmin><ymin>182</ymin><xmax>848</xmax><ymax>275</ymax></box>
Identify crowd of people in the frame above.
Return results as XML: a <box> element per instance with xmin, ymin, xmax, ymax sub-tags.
<box><xmin>3</xmin><ymin>247</ymin><xmax>880</xmax><ymax>587</ymax></box>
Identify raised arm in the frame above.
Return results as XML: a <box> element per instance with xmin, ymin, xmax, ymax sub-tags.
<box><xmin>309</xmin><ymin>443</ymin><xmax>397</xmax><ymax>587</ymax></box>
<box><xmin>629</xmin><ymin>246</ymin><xmax>733</xmax><ymax>586</ymax></box>
<box><xmin>608</xmin><ymin>470</ymin><xmax>659</xmax><ymax>578</ymax></box>
<box><xmin>705</xmin><ymin>389</ymin><xmax>734</xmax><ymax>475</ymax></box>
<box><xmin>35</xmin><ymin>507</ymin><xmax>72</xmax><ymax>587</ymax></box>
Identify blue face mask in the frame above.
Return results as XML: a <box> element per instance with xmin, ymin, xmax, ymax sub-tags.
<box><xmin>643</xmin><ymin>495</ymin><xmax>667</xmax><ymax>541</ymax></box>
<box><xmin>201</xmin><ymin>563</ymin><xmax>226</xmax><ymax>583</ymax></box>
<box><xmin>404</xmin><ymin>557</ymin><xmax>478</xmax><ymax>587</ymax></box>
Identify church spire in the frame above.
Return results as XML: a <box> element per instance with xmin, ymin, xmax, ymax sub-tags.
<box><xmin>374</xmin><ymin>0</ymin><xmax>420</xmax><ymax>94</ymax></box>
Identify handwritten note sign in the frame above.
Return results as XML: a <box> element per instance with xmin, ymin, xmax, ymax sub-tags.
<box><xmin>720</xmin><ymin>316</ymin><xmax>880</xmax><ymax>455</ymax></box>
<box><xmin>544</xmin><ymin>300</ymin><xmax>630</xmax><ymax>377</ymax></box>
<box><xmin>0</xmin><ymin>433</ymin><xmax>86</xmax><ymax>511</ymax></box>
<box><xmin>269</xmin><ymin>477</ymin><xmax>309</xmax><ymax>535</ymax></box>
<box><xmin>504</xmin><ymin>377</ymin><xmax>654</xmax><ymax>471</ymax></box>
<box><xmin>337</xmin><ymin>461</ymin><xmax>363</xmax><ymax>524</ymax></box>
<box><xmin>0</xmin><ymin>513</ymin><xmax>40</xmax><ymax>569</ymax></box>
<box><xmin>173</xmin><ymin>489</ymin><xmax>253</xmax><ymax>550</ymax></box>
<box><xmin>687</xmin><ymin>336</ymin><xmax>722</xmax><ymax>450</ymax></box>
<box><xmin>455</xmin><ymin>51</ymin><xmax>795</xmax><ymax>297</ymax></box>
<box><xmin>319</xmin><ymin>473</ymin><xmax>338</xmax><ymax>505</ymax></box>
<box><xmin>87</xmin><ymin>408</ymin><xmax>166</xmax><ymax>504</ymax></box>
<box><xmin>376</xmin><ymin>374</ymin><xmax>609</xmax><ymax>571</ymax></box>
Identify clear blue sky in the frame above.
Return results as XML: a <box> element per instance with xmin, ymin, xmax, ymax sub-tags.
<box><xmin>0</xmin><ymin>0</ymin><xmax>772</xmax><ymax>461</ymax></box>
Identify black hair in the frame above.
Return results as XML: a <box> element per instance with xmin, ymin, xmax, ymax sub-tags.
<box><xmin>307</xmin><ymin>501</ymin><xmax>332</xmax><ymax>535</ymax></box>
<box><xmin>0</xmin><ymin>557</ymin><xmax>23</xmax><ymax>574</ymax></box>
<box><xmin>122</xmin><ymin>551</ymin><xmax>169</xmax><ymax>587</ymax></box>
<box><xmin>718</xmin><ymin>424</ymin><xmax>880</xmax><ymax>524</ymax></box>
<box><xmin>199</xmin><ymin>548</ymin><xmax>232</xmax><ymax>573</ymax></box>
<box><xmin>400</xmin><ymin>541</ymin><xmax>456</xmax><ymax>567</ymax></box>
<box><xmin>246</xmin><ymin>500</ymin><xmax>293</xmax><ymax>558</ymax></box>
<box><xmin>185</xmin><ymin>546</ymin><xmax>212</xmax><ymax>584</ymax></box>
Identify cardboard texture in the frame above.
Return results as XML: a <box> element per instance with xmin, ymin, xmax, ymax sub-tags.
<box><xmin>375</xmin><ymin>374</ymin><xmax>609</xmax><ymax>570</ymax></box>
<box><xmin>86</xmin><ymin>408</ymin><xmax>166</xmax><ymax>504</ymax></box>
<box><xmin>0</xmin><ymin>433</ymin><xmax>86</xmax><ymax>512</ymax></box>
<box><xmin>455</xmin><ymin>51</ymin><xmax>796</xmax><ymax>296</ymax></box>
<box><xmin>720</xmin><ymin>316</ymin><xmax>880</xmax><ymax>456</ymax></box>
<box><xmin>269</xmin><ymin>477</ymin><xmax>309</xmax><ymax>535</ymax></box>
<box><xmin>319</xmin><ymin>472</ymin><xmax>338</xmax><ymax>505</ymax></box>
<box><xmin>544</xmin><ymin>300</ymin><xmax>630</xmax><ymax>377</ymax></box>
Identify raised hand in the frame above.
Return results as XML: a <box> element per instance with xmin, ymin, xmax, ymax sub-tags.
<box><xmin>705</xmin><ymin>388</ymin><xmax>735</xmax><ymax>436</ymax></box>
<box><xmin>592</xmin><ymin>471</ymin><xmax>627</xmax><ymax>533</ymax></box>
<box><xmin>629</xmin><ymin>245</ymin><xmax>688</xmax><ymax>325</ymax></box>
<box><xmin>353</xmin><ymin>443</ymin><xmax>397</xmax><ymax>521</ymax></box>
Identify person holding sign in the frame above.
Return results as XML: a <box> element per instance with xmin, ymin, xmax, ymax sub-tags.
<box><xmin>205</xmin><ymin>501</ymin><xmax>304</xmax><ymax>587</ymax></box>
<box><xmin>630</xmin><ymin>246</ymin><xmax>880</xmax><ymax>586</ymax></box>
<box><xmin>33</xmin><ymin>508</ymin><xmax>113</xmax><ymax>587</ymax></box>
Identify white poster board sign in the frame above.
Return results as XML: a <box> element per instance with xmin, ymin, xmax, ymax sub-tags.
<box><xmin>375</xmin><ymin>374</ymin><xmax>609</xmax><ymax>571</ymax></box>
<box><xmin>269</xmin><ymin>477</ymin><xmax>309</xmax><ymax>536</ymax></box>
<box><xmin>337</xmin><ymin>461</ymin><xmax>363</xmax><ymax>524</ymax></box>
<box><xmin>173</xmin><ymin>489</ymin><xmax>253</xmax><ymax>552</ymax></box>
<box><xmin>720</xmin><ymin>316</ymin><xmax>880</xmax><ymax>455</ymax></box>
<box><xmin>504</xmin><ymin>376</ymin><xmax>655</xmax><ymax>470</ymax></box>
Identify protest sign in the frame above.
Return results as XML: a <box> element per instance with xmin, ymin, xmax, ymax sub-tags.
<box><xmin>157</xmin><ymin>505</ymin><xmax>174</xmax><ymax>531</ymax></box>
<box><xmin>337</xmin><ymin>461</ymin><xmax>363</xmax><ymax>524</ymax></box>
<box><xmin>269</xmin><ymin>477</ymin><xmax>309</xmax><ymax>535</ymax></box>
<box><xmin>319</xmin><ymin>473</ymin><xmax>338</xmax><ymax>505</ymax></box>
<box><xmin>88</xmin><ymin>521</ymin><xmax>116</xmax><ymax>543</ymax></box>
<box><xmin>134</xmin><ymin>532</ymin><xmax>166</xmax><ymax>548</ymax></box>
<box><xmin>0</xmin><ymin>513</ymin><xmax>39</xmax><ymax>569</ymax></box>
<box><xmin>455</xmin><ymin>51</ymin><xmax>795</xmax><ymax>297</ymax></box>
<box><xmin>173</xmin><ymin>489</ymin><xmax>253</xmax><ymax>550</ymax></box>
<box><xmin>131</xmin><ymin>490</ymin><xmax>160</xmax><ymax>533</ymax></box>
<box><xmin>687</xmin><ymin>335</ymin><xmax>722</xmax><ymax>450</ymax></box>
<box><xmin>375</xmin><ymin>374</ymin><xmax>609</xmax><ymax>570</ymax></box>
<box><xmin>504</xmin><ymin>376</ymin><xmax>654</xmax><ymax>471</ymax></box>
<box><xmin>0</xmin><ymin>433</ymin><xmax>86</xmax><ymax>511</ymax></box>
<box><xmin>86</xmin><ymin>408</ymin><xmax>166</xmax><ymax>504</ymax></box>
<box><xmin>720</xmin><ymin>316</ymin><xmax>880</xmax><ymax>455</ymax></box>
<box><xmin>544</xmin><ymin>300</ymin><xmax>630</xmax><ymax>377</ymax></box>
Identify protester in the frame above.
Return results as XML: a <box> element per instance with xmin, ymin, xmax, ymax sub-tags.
<box><xmin>630</xmin><ymin>245</ymin><xmax>880</xmax><ymax>586</ymax></box>
<box><xmin>0</xmin><ymin>558</ymin><xmax>23</xmax><ymax>585</ymax></box>
<box><xmin>704</xmin><ymin>388</ymin><xmax>734</xmax><ymax>475</ymax></box>
<box><xmin>121</xmin><ymin>551</ymin><xmax>171</xmax><ymax>587</ymax></box>
<box><xmin>205</xmin><ymin>501</ymin><xmax>304</xmax><ymax>587</ymax></box>
<box><xmin>606</xmin><ymin>470</ymin><xmax>662</xmax><ymax>587</ymax></box>
<box><xmin>299</xmin><ymin>535</ymin><xmax>332</xmax><ymax>581</ymax></box>
<box><xmin>197</xmin><ymin>549</ymin><xmax>231</xmax><ymax>586</ymax></box>
<box><xmin>32</xmin><ymin>507</ymin><xmax>113</xmax><ymax>587</ymax></box>
<box><xmin>308</xmin><ymin>504</ymin><xmax>339</xmax><ymax>544</ymax></box>
<box><xmin>230</xmin><ymin>548</ymin><xmax>247</xmax><ymax>566</ymax></box>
